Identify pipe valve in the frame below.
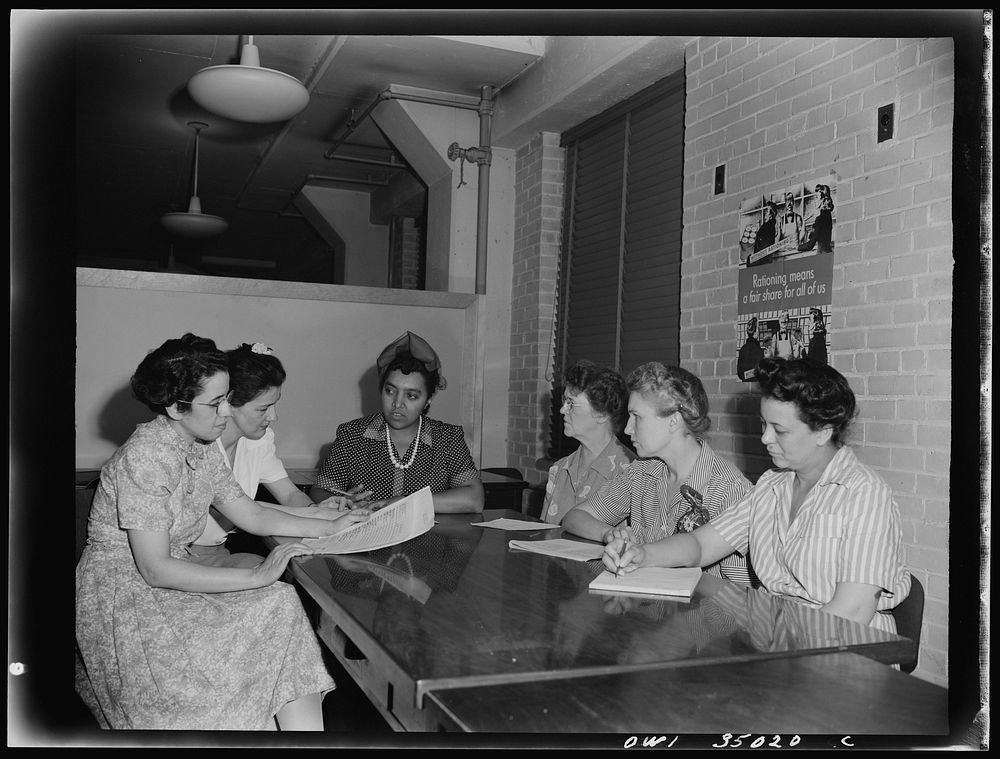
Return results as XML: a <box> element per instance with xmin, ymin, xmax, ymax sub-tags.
<box><xmin>448</xmin><ymin>143</ymin><xmax>492</xmax><ymax>188</ymax></box>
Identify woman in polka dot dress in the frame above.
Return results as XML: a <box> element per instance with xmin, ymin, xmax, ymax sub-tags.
<box><xmin>310</xmin><ymin>332</ymin><xmax>484</xmax><ymax>514</ymax></box>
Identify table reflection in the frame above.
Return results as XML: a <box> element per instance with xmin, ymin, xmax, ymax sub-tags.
<box><xmin>292</xmin><ymin>511</ymin><xmax>906</xmax><ymax>694</ymax></box>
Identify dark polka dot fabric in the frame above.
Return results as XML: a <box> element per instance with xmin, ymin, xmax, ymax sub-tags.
<box><xmin>315</xmin><ymin>413</ymin><xmax>478</xmax><ymax>501</ymax></box>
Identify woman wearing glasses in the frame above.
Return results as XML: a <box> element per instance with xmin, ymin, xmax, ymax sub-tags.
<box><xmin>75</xmin><ymin>333</ymin><xmax>369</xmax><ymax>730</ymax></box>
<box><xmin>563</xmin><ymin>363</ymin><xmax>755</xmax><ymax>585</ymax></box>
<box><xmin>189</xmin><ymin>341</ymin><xmax>348</xmax><ymax>567</ymax></box>
<box><xmin>540</xmin><ymin>360</ymin><xmax>634</xmax><ymax>525</ymax></box>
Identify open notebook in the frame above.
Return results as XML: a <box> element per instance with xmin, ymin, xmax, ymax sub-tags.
<box><xmin>588</xmin><ymin>566</ymin><xmax>703</xmax><ymax>598</ymax></box>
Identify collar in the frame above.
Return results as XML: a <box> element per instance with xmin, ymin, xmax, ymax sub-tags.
<box><xmin>767</xmin><ymin>444</ymin><xmax>857</xmax><ymax>491</ymax></box>
<box><xmin>577</xmin><ymin>436</ymin><xmax>628</xmax><ymax>479</ymax></box>
<box><xmin>685</xmin><ymin>441</ymin><xmax>715</xmax><ymax>493</ymax></box>
<box><xmin>814</xmin><ymin>445</ymin><xmax>857</xmax><ymax>487</ymax></box>
<box><xmin>153</xmin><ymin>413</ymin><xmax>209</xmax><ymax>468</ymax></box>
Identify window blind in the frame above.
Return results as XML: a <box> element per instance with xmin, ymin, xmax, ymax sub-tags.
<box><xmin>550</xmin><ymin>71</ymin><xmax>685</xmax><ymax>459</ymax></box>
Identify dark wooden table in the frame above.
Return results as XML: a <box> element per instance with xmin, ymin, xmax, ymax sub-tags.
<box><xmin>281</xmin><ymin>509</ymin><xmax>913</xmax><ymax>732</ymax></box>
<box><xmin>424</xmin><ymin>650</ymin><xmax>949</xmax><ymax>736</ymax></box>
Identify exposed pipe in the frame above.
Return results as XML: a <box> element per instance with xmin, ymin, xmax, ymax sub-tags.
<box><xmin>475</xmin><ymin>85</ymin><xmax>494</xmax><ymax>295</ymax></box>
<box><xmin>326</xmin><ymin>153</ymin><xmax>410</xmax><ymax>169</ymax></box>
<box><xmin>323</xmin><ymin>90</ymin><xmax>394</xmax><ymax>159</ymax></box>
<box><xmin>323</xmin><ymin>84</ymin><xmax>494</xmax><ymax>293</ymax></box>
<box><xmin>281</xmin><ymin>173</ymin><xmax>390</xmax><ymax>217</ymax></box>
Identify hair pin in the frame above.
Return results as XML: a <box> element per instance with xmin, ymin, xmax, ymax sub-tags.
<box><xmin>250</xmin><ymin>342</ymin><xmax>274</xmax><ymax>355</ymax></box>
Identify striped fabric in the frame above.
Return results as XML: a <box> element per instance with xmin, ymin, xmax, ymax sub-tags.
<box><xmin>588</xmin><ymin>442</ymin><xmax>757</xmax><ymax>585</ymax></box>
<box><xmin>710</xmin><ymin>445</ymin><xmax>910</xmax><ymax>632</ymax></box>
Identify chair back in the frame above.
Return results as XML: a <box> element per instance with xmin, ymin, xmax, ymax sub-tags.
<box><xmin>480</xmin><ymin>467</ymin><xmax>524</xmax><ymax>480</ymax></box>
<box><xmin>75</xmin><ymin>483</ymin><xmax>98</xmax><ymax>564</ymax></box>
<box><xmin>890</xmin><ymin>575</ymin><xmax>924</xmax><ymax>674</ymax></box>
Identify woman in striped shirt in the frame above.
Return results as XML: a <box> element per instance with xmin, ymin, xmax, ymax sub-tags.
<box><xmin>563</xmin><ymin>363</ymin><xmax>756</xmax><ymax>585</ymax></box>
<box><xmin>604</xmin><ymin>357</ymin><xmax>910</xmax><ymax>632</ymax></box>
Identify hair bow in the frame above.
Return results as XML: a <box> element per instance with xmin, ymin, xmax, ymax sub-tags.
<box><xmin>250</xmin><ymin>342</ymin><xmax>274</xmax><ymax>355</ymax></box>
<box><xmin>376</xmin><ymin>331</ymin><xmax>442</xmax><ymax>377</ymax></box>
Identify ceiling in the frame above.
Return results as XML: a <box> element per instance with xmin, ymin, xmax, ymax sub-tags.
<box><xmin>70</xmin><ymin>33</ymin><xmax>560</xmax><ymax>280</ymax></box>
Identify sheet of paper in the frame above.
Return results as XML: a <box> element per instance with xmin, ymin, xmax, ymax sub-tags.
<box><xmin>588</xmin><ymin>567</ymin><xmax>703</xmax><ymax>598</ymax></box>
<box><xmin>508</xmin><ymin>538</ymin><xmax>606</xmax><ymax>562</ymax></box>
<box><xmin>303</xmin><ymin>486</ymin><xmax>434</xmax><ymax>554</ymax></box>
<box><xmin>472</xmin><ymin>518</ymin><xmax>561</xmax><ymax>531</ymax></box>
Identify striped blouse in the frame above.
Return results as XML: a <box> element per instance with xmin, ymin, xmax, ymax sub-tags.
<box><xmin>709</xmin><ymin>444</ymin><xmax>911</xmax><ymax>632</ymax></box>
<box><xmin>588</xmin><ymin>442</ymin><xmax>757</xmax><ymax>585</ymax></box>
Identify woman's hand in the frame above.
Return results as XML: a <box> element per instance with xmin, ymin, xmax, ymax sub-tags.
<box><xmin>314</xmin><ymin>494</ymin><xmax>351</xmax><ymax>512</ymax></box>
<box><xmin>321</xmin><ymin>509</ymin><xmax>371</xmax><ymax>534</ymax></box>
<box><xmin>364</xmin><ymin>494</ymin><xmax>406</xmax><ymax>512</ymax></box>
<box><xmin>603</xmin><ymin>524</ymin><xmax>632</xmax><ymax>545</ymax></box>
<box><xmin>602</xmin><ymin>535</ymin><xmax>645</xmax><ymax>576</ymax></box>
<box><xmin>344</xmin><ymin>485</ymin><xmax>374</xmax><ymax>508</ymax></box>
<box><xmin>251</xmin><ymin>541</ymin><xmax>314</xmax><ymax>585</ymax></box>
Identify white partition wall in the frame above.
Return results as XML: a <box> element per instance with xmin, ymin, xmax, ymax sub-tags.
<box><xmin>76</xmin><ymin>268</ymin><xmax>481</xmax><ymax>470</ymax></box>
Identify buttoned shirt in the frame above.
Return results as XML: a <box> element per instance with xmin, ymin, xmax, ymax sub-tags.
<box><xmin>589</xmin><ymin>442</ymin><xmax>756</xmax><ymax>584</ymax></box>
<box><xmin>315</xmin><ymin>413</ymin><xmax>478</xmax><ymax>501</ymax></box>
<box><xmin>541</xmin><ymin>437</ymin><xmax>634</xmax><ymax>524</ymax></box>
<box><xmin>710</xmin><ymin>445</ymin><xmax>910</xmax><ymax>632</ymax></box>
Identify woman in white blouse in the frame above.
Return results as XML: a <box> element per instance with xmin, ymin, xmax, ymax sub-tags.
<box><xmin>189</xmin><ymin>342</ymin><xmax>346</xmax><ymax>567</ymax></box>
<box><xmin>604</xmin><ymin>357</ymin><xmax>910</xmax><ymax>632</ymax></box>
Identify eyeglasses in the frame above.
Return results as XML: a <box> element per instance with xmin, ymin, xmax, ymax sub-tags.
<box><xmin>190</xmin><ymin>398</ymin><xmax>230</xmax><ymax>414</ymax></box>
<box><xmin>561</xmin><ymin>395</ymin><xmax>586</xmax><ymax>412</ymax></box>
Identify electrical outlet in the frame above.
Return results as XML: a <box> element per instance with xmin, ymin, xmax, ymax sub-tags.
<box><xmin>877</xmin><ymin>103</ymin><xmax>894</xmax><ymax>143</ymax></box>
<box><xmin>714</xmin><ymin>164</ymin><xmax>725</xmax><ymax>195</ymax></box>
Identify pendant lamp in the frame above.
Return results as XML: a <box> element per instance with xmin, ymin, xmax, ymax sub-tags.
<box><xmin>188</xmin><ymin>35</ymin><xmax>310</xmax><ymax>123</ymax></box>
<box><xmin>160</xmin><ymin>122</ymin><xmax>228</xmax><ymax>239</ymax></box>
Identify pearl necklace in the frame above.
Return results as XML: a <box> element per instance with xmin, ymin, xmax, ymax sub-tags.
<box><xmin>387</xmin><ymin>415</ymin><xmax>422</xmax><ymax>470</ymax></box>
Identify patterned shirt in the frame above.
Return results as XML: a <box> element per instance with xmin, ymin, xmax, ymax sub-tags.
<box><xmin>315</xmin><ymin>413</ymin><xmax>478</xmax><ymax>501</ymax></box>
<box><xmin>709</xmin><ymin>445</ymin><xmax>910</xmax><ymax>632</ymax></box>
<box><xmin>588</xmin><ymin>442</ymin><xmax>756</xmax><ymax>584</ymax></box>
<box><xmin>541</xmin><ymin>437</ymin><xmax>634</xmax><ymax>524</ymax></box>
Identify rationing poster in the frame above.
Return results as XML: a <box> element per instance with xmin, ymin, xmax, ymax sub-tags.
<box><xmin>735</xmin><ymin>176</ymin><xmax>836</xmax><ymax>382</ymax></box>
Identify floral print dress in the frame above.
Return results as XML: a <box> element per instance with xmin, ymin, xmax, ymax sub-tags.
<box><xmin>75</xmin><ymin>415</ymin><xmax>334</xmax><ymax>730</ymax></box>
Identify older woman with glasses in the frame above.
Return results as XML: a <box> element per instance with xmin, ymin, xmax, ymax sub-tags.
<box><xmin>563</xmin><ymin>362</ymin><xmax>755</xmax><ymax>585</ymax></box>
<box><xmin>540</xmin><ymin>360</ymin><xmax>634</xmax><ymax>525</ymax></box>
<box><xmin>75</xmin><ymin>333</ymin><xmax>370</xmax><ymax>730</ymax></box>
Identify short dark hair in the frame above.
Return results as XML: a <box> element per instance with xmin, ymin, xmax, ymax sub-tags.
<box><xmin>564</xmin><ymin>360</ymin><xmax>630</xmax><ymax>433</ymax></box>
<box><xmin>756</xmin><ymin>357</ymin><xmax>857</xmax><ymax>445</ymax></box>
<box><xmin>225</xmin><ymin>344</ymin><xmax>287</xmax><ymax>407</ymax></box>
<box><xmin>131</xmin><ymin>333</ymin><xmax>228</xmax><ymax>415</ymax></box>
<box><xmin>626</xmin><ymin>362</ymin><xmax>711</xmax><ymax>435</ymax></box>
<box><xmin>379</xmin><ymin>352</ymin><xmax>444</xmax><ymax>400</ymax></box>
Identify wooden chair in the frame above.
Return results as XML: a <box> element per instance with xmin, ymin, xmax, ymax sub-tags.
<box><xmin>890</xmin><ymin>575</ymin><xmax>925</xmax><ymax>674</ymax></box>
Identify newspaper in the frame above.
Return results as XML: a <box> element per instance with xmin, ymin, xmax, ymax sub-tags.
<box><xmin>303</xmin><ymin>486</ymin><xmax>435</xmax><ymax>554</ymax></box>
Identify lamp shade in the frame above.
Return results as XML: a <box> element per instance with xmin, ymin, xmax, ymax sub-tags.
<box><xmin>161</xmin><ymin>197</ymin><xmax>229</xmax><ymax>238</ymax></box>
<box><xmin>188</xmin><ymin>38</ymin><xmax>309</xmax><ymax>123</ymax></box>
<box><xmin>160</xmin><ymin>122</ymin><xmax>228</xmax><ymax>239</ymax></box>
